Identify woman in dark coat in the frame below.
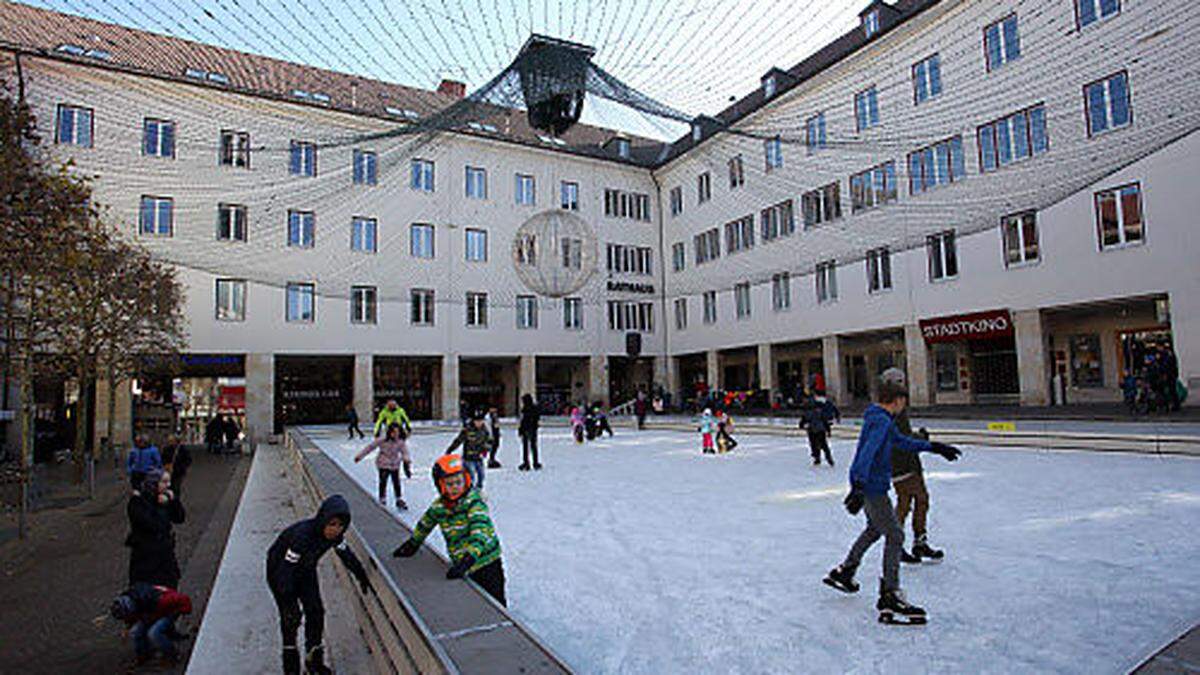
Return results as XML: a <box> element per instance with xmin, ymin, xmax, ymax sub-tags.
<box><xmin>126</xmin><ymin>468</ymin><xmax>186</xmax><ymax>588</ymax></box>
<box><xmin>518</xmin><ymin>394</ymin><xmax>541</xmax><ymax>471</ymax></box>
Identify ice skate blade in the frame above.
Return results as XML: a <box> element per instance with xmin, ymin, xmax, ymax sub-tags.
<box><xmin>878</xmin><ymin>612</ymin><xmax>927</xmax><ymax>625</ymax></box>
<box><xmin>822</xmin><ymin>577</ymin><xmax>859</xmax><ymax>594</ymax></box>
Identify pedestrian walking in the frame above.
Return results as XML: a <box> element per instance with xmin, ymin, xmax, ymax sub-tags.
<box><xmin>518</xmin><ymin>394</ymin><xmax>541</xmax><ymax>471</ymax></box>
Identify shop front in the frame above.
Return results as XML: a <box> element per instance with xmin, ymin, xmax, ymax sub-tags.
<box><xmin>920</xmin><ymin>309</ymin><xmax>1019</xmax><ymax>405</ymax></box>
<box><xmin>536</xmin><ymin>356</ymin><xmax>589</xmax><ymax>415</ymax></box>
<box><xmin>373</xmin><ymin>356</ymin><xmax>437</xmax><ymax>421</ymax></box>
<box><xmin>839</xmin><ymin>330</ymin><xmax>906</xmax><ymax>404</ymax></box>
<box><xmin>274</xmin><ymin>355</ymin><xmax>354</xmax><ymax>433</ymax></box>
<box><xmin>460</xmin><ymin>358</ymin><xmax>518</xmax><ymax>416</ymax></box>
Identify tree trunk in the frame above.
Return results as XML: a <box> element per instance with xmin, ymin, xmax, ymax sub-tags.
<box><xmin>17</xmin><ymin>359</ymin><xmax>33</xmax><ymax>539</ymax></box>
<box><xmin>105</xmin><ymin>367</ymin><xmax>117</xmax><ymax>468</ymax></box>
<box><xmin>74</xmin><ymin>362</ymin><xmax>90</xmax><ymax>486</ymax></box>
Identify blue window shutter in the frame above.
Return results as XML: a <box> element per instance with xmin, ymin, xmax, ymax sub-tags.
<box><xmin>289</xmin><ymin>144</ymin><xmax>301</xmax><ymax>174</ymax></box>
<box><xmin>162</xmin><ymin>123</ymin><xmax>174</xmax><ymax>157</ymax></box>
<box><xmin>929</xmin><ymin>56</ymin><xmax>942</xmax><ymax>96</ymax></box>
<box><xmin>58</xmin><ymin>107</ymin><xmax>73</xmax><ymax>143</ymax></box>
<box><xmin>985</xmin><ymin>25</ymin><xmax>1002</xmax><ymax>69</ymax></box>
<box><xmin>367</xmin><ymin>154</ymin><xmax>377</xmax><ymax>184</ymax></box>
<box><xmin>1003</xmin><ymin>17</ymin><xmax>1021</xmax><ymax>61</ymax></box>
<box><xmin>1087</xmin><ymin>83</ymin><xmax>1108</xmax><ymax>134</ymax></box>
<box><xmin>144</xmin><ymin>121</ymin><xmax>157</xmax><ymax>155</ymax></box>
<box><xmin>868</xmin><ymin>89</ymin><xmax>879</xmax><ymax>126</ymax></box>
<box><xmin>1109</xmin><ymin>73</ymin><xmax>1130</xmax><ymax>126</ymax></box>
<box><xmin>1078</xmin><ymin>0</ymin><xmax>1097</xmax><ymax>26</ymax></box>
<box><xmin>139</xmin><ymin>198</ymin><xmax>154</xmax><ymax>234</ymax></box>
<box><xmin>914</xmin><ymin>62</ymin><xmax>928</xmax><ymax>102</ymax></box>
<box><xmin>157</xmin><ymin>200</ymin><xmax>172</xmax><ymax>235</ymax></box>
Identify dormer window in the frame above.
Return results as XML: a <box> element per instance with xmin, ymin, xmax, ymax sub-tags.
<box><xmin>692</xmin><ymin>125</ymin><xmax>702</xmax><ymax>142</ymax></box>
<box><xmin>616</xmin><ymin>138</ymin><xmax>630</xmax><ymax>158</ymax></box>
<box><xmin>863</xmin><ymin>9</ymin><xmax>880</xmax><ymax>38</ymax></box>
<box><xmin>763</xmin><ymin>75</ymin><xmax>778</xmax><ymax>99</ymax></box>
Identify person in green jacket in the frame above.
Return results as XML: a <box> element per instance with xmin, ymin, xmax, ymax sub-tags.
<box><xmin>392</xmin><ymin>454</ymin><xmax>505</xmax><ymax>605</ymax></box>
<box><xmin>373</xmin><ymin>399</ymin><xmax>412</xmax><ymax>437</ymax></box>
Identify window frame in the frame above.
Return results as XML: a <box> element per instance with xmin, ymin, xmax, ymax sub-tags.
<box><xmin>285</xmin><ymin>282</ymin><xmax>316</xmax><ymax>323</ymax></box>
<box><xmin>350</xmin><ymin>285</ymin><xmax>378</xmax><ymax>325</ymax></box>
<box><xmin>866</xmin><ymin>247</ymin><xmax>893</xmax><ymax>294</ymax></box>
<box><xmin>410</xmin><ymin>158</ymin><xmax>435</xmax><ymax>192</ymax></box>
<box><xmin>764</xmin><ymin>136</ymin><xmax>783</xmax><ymax>171</ymax></box>
<box><xmin>410</xmin><ymin>288</ymin><xmax>435</xmax><ymax>326</ymax></box>
<box><xmin>805</xmin><ymin>112</ymin><xmax>826</xmax><ymax>154</ymax></box>
<box><xmin>286</xmin><ymin>210</ymin><xmax>315</xmax><ymax>249</ymax></box>
<box><xmin>350</xmin><ymin>216</ymin><xmax>378</xmax><ymax>254</ymax></box>
<box><xmin>912</xmin><ymin>53</ymin><xmax>942</xmax><ymax>105</ymax></box>
<box><xmin>849</xmin><ymin>162</ymin><xmax>897</xmax><ymax>213</ymax></box>
<box><xmin>977</xmin><ymin>103</ymin><xmax>1048</xmax><ymax>172</ymax></box>
<box><xmin>465</xmin><ymin>292</ymin><xmax>488</xmax><ymax>328</ymax></box>
<box><xmin>142</xmin><ymin>117</ymin><xmax>176</xmax><ymax>158</ymax></box>
<box><xmin>1075</xmin><ymin>0</ymin><xmax>1120</xmax><ymax>30</ymax></box>
<box><xmin>703</xmin><ymin>290</ymin><xmax>718</xmax><ymax>324</ymax></box>
<box><xmin>216</xmin><ymin>203</ymin><xmax>248</xmax><ymax>242</ymax></box>
<box><xmin>1083</xmin><ymin>70</ymin><xmax>1132</xmax><ymax>137</ymax></box>
<box><xmin>1094</xmin><ymin>182</ymin><xmax>1145</xmax><ymax>250</ymax></box>
<box><xmin>984</xmin><ymin>14</ymin><xmax>1021</xmax><ymax>72</ymax></box>
<box><xmin>672</xmin><ymin>242</ymin><xmax>686</xmax><ymax>272</ymax></box>
<box><xmin>214</xmin><ymin>278</ymin><xmax>246</xmax><ymax>321</ymax></box>
<box><xmin>289</xmin><ymin>140</ymin><xmax>317</xmax><ymax>177</ymax></box>
<box><xmin>560</xmin><ymin>181</ymin><xmax>579</xmax><ymax>210</ymax></box>
<box><xmin>55</xmin><ymin>104</ymin><xmax>94</xmax><ymax>147</ymax></box>
<box><xmin>734</xmin><ymin>282</ymin><xmax>752</xmax><ymax>320</ymax></box>
<box><xmin>516</xmin><ymin>295</ymin><xmax>539</xmax><ymax>329</ymax></box>
<box><xmin>853</xmin><ymin>86</ymin><xmax>880</xmax><ymax>132</ymax></box>
<box><xmin>139</xmin><ymin>195</ymin><xmax>174</xmax><ymax>237</ymax></box>
<box><xmin>465</xmin><ymin>166</ymin><xmax>488</xmax><ymax>200</ymax></box>
<box><xmin>1001</xmin><ymin>211</ymin><xmax>1041</xmax><ymax>267</ymax></box>
<box><xmin>464</xmin><ymin>227</ymin><xmax>488</xmax><ymax>262</ymax></box>
<box><xmin>815</xmin><ymin>260</ymin><xmax>838</xmax><ymax>305</ymax></box>
<box><xmin>908</xmin><ymin>135</ymin><xmax>966</xmax><ymax>195</ymax></box>
<box><xmin>219</xmin><ymin>129</ymin><xmax>250</xmax><ymax>168</ymax></box>
<box><xmin>563</xmin><ymin>297</ymin><xmax>584</xmax><ymax>330</ymax></box>
<box><xmin>697</xmin><ymin>172</ymin><xmax>712</xmax><ymax>204</ymax></box>
<box><xmin>515</xmin><ymin>173</ymin><xmax>536</xmax><ymax>206</ymax></box>
<box><xmin>352</xmin><ymin>149</ymin><xmax>378</xmax><ymax>185</ymax></box>
<box><xmin>410</xmin><ymin>223</ymin><xmax>435</xmax><ymax>259</ymax></box>
<box><xmin>728</xmin><ymin>155</ymin><xmax>745</xmax><ymax>188</ymax></box>
<box><xmin>772</xmin><ymin>272</ymin><xmax>792</xmax><ymax>312</ymax></box>
<box><xmin>926</xmin><ymin>230</ymin><xmax>960</xmax><ymax>282</ymax></box>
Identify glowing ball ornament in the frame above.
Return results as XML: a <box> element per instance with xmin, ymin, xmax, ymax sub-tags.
<box><xmin>511</xmin><ymin>210</ymin><xmax>598</xmax><ymax>298</ymax></box>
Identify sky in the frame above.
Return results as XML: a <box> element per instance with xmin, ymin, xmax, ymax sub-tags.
<box><xmin>23</xmin><ymin>0</ymin><xmax>866</xmax><ymax>139</ymax></box>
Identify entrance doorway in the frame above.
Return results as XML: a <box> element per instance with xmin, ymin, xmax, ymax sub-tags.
<box><xmin>970</xmin><ymin>337</ymin><xmax>1019</xmax><ymax>402</ymax></box>
<box><xmin>274</xmin><ymin>356</ymin><xmax>354</xmax><ymax>433</ymax></box>
<box><xmin>374</xmin><ymin>357</ymin><xmax>436</xmax><ymax>421</ymax></box>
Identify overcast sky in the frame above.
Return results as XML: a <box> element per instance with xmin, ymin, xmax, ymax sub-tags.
<box><xmin>24</xmin><ymin>0</ymin><xmax>865</xmax><ymax>138</ymax></box>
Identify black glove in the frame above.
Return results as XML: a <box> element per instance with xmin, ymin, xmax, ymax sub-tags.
<box><xmin>358</xmin><ymin>575</ymin><xmax>372</xmax><ymax>595</ymax></box>
<box><xmin>917</xmin><ymin>427</ymin><xmax>930</xmax><ymax>441</ymax></box>
<box><xmin>403</xmin><ymin>462</ymin><xmax>413</xmax><ymax>479</ymax></box>
<box><xmin>843</xmin><ymin>485</ymin><xmax>865</xmax><ymax>515</ymax></box>
<box><xmin>446</xmin><ymin>554</ymin><xmax>476</xmax><ymax>579</ymax></box>
<box><xmin>930</xmin><ymin>441</ymin><xmax>962</xmax><ymax>461</ymax></box>
<box><xmin>392</xmin><ymin>539</ymin><xmax>420</xmax><ymax>558</ymax></box>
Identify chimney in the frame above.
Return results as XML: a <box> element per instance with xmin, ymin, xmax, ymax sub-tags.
<box><xmin>438</xmin><ymin>79</ymin><xmax>467</xmax><ymax>99</ymax></box>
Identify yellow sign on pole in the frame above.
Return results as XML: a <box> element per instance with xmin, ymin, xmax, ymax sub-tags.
<box><xmin>987</xmin><ymin>422</ymin><xmax>1016</xmax><ymax>432</ymax></box>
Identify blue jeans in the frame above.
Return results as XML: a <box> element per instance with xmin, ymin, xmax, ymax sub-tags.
<box><xmin>464</xmin><ymin>457</ymin><xmax>485</xmax><ymax>490</ymax></box>
<box><xmin>132</xmin><ymin>617</ymin><xmax>175</xmax><ymax>658</ymax></box>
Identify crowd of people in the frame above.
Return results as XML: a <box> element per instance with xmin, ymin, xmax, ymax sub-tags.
<box><xmin>1122</xmin><ymin>343</ymin><xmax>1186</xmax><ymax>415</ymax></box>
<box><xmin>203</xmin><ymin>413</ymin><xmax>242</xmax><ymax>454</ymax></box>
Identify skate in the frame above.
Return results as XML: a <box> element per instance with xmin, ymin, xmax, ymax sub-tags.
<box><xmin>822</xmin><ymin>565</ymin><xmax>860</xmax><ymax>594</ymax></box>
<box><xmin>518</xmin><ymin>463</ymin><xmax>531</xmax><ymax>471</ymax></box>
<box><xmin>912</xmin><ymin>537</ymin><xmax>944</xmax><ymax>563</ymax></box>
<box><xmin>533</xmin><ymin>462</ymin><xmax>543</xmax><ymax>470</ymax></box>
<box><xmin>305</xmin><ymin>645</ymin><xmax>333</xmax><ymax>675</ymax></box>
<box><xmin>877</xmin><ymin>586</ymin><xmax>927</xmax><ymax>625</ymax></box>
<box><xmin>395</xmin><ymin>498</ymin><xmax>408</xmax><ymax>511</ymax></box>
<box><xmin>900</xmin><ymin>548</ymin><xmax>921</xmax><ymax>565</ymax></box>
<box><xmin>282</xmin><ymin>647</ymin><xmax>301</xmax><ymax>675</ymax></box>
<box><xmin>812</xmin><ymin>458</ymin><xmax>821</xmax><ymax>466</ymax></box>
<box><xmin>488</xmin><ymin>460</ymin><xmax>502</xmax><ymax>469</ymax></box>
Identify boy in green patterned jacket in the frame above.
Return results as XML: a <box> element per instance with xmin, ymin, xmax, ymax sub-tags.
<box><xmin>392</xmin><ymin>454</ymin><xmax>506</xmax><ymax>605</ymax></box>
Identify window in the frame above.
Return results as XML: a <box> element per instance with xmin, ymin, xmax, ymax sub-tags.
<box><xmin>703</xmin><ymin>291</ymin><xmax>717</xmax><ymax>324</ymax></box>
<box><xmin>466</xmin><ymin>292</ymin><xmax>488</xmax><ymax>327</ymax></box>
<box><xmin>353</xmin><ymin>150</ymin><xmax>377</xmax><ymax>185</ymax></box>
<box><xmin>564</xmin><ymin>297</ymin><xmax>583</xmax><ymax>330</ymax></box>
<box><xmin>765</xmin><ymin>136</ymin><xmax>783</xmax><ymax>170</ymax></box>
<box><xmin>410</xmin><ymin>159</ymin><xmax>435</xmax><ymax>192</ymax></box>
<box><xmin>674</xmin><ymin>298</ymin><xmax>688</xmax><ymax>331</ymax></box>
<box><xmin>927</xmin><ymin>230</ymin><xmax>959</xmax><ymax>281</ymax></box>
<box><xmin>763</xmin><ymin>75</ymin><xmax>777</xmax><ymax>99</ymax></box>
<box><xmin>694</xmin><ymin>228</ymin><xmax>721</xmax><ymax>264</ymax></box>
<box><xmin>1001</xmin><ymin>211</ymin><xmax>1040</xmax><ymax>266</ymax></box>
<box><xmin>803</xmin><ymin>182</ymin><xmax>842</xmax><ymax>227</ymax></box>
<box><xmin>351</xmin><ymin>217</ymin><xmax>377</xmax><ymax>253</ymax></box>
<box><xmin>515</xmin><ymin>234</ymin><xmax>537</xmax><ymax>266</ymax></box>
<box><xmin>816</xmin><ymin>261</ymin><xmax>838</xmax><ymax>304</ymax></box>
<box><xmin>985</xmin><ymin>14</ymin><xmax>1021</xmax><ymax>71</ymax></box>
<box><xmin>219</xmin><ymin>130</ymin><xmax>249</xmax><ymax>167</ymax></box>
<box><xmin>411</xmin><ymin>289</ymin><xmax>435</xmax><ymax>325</ymax></box>
<box><xmin>978</xmin><ymin>104</ymin><xmax>1048</xmax><ymax>171</ymax></box>
<box><xmin>1095</xmin><ymin>183</ymin><xmax>1144</xmax><ymax>249</ymax></box>
<box><xmin>1085</xmin><ymin>71</ymin><xmax>1131</xmax><ymax>136</ymax></box>
<box><xmin>286</xmin><ymin>283</ymin><xmax>315</xmax><ymax>322</ymax></box>
<box><xmin>1069</xmin><ymin>334</ymin><xmax>1104</xmax><ymax>387</ymax></box>
<box><xmin>561</xmin><ymin>181</ymin><xmax>579</xmax><ymax>210</ymax></box>
<box><xmin>760</xmin><ymin>200</ymin><xmax>795</xmax><ymax>242</ymax></box>
<box><xmin>772</xmin><ymin>273</ymin><xmax>791</xmax><ymax>311</ymax></box>
<box><xmin>515</xmin><ymin>173</ymin><xmax>536</xmax><ymax>205</ymax></box>
<box><xmin>55</xmin><ymin>104</ymin><xmax>93</xmax><ymax>147</ymax></box>
<box><xmin>351</xmin><ymin>286</ymin><xmax>377</xmax><ymax>324</ymax></box>
<box><xmin>289</xmin><ymin>141</ymin><xmax>316</xmax><ymax>177</ymax></box>
<box><xmin>805</xmin><ymin>112</ymin><xmax>826</xmax><ymax>154</ymax></box>
<box><xmin>517</xmin><ymin>295</ymin><xmax>538</xmax><ymax>329</ymax></box>
<box><xmin>615</xmin><ymin>138</ymin><xmax>631</xmax><ymax>158</ymax></box>
<box><xmin>1077</xmin><ymin>0</ymin><xmax>1120</xmax><ymax>28</ymax></box>
<box><xmin>908</xmin><ymin>136</ymin><xmax>966</xmax><ymax>194</ymax></box>
<box><xmin>215</xmin><ymin>279</ymin><xmax>246</xmax><ymax>321</ymax></box>
<box><xmin>670</xmin><ymin>186</ymin><xmax>684</xmax><ymax>217</ymax></box>
<box><xmin>604</xmin><ymin>189</ymin><xmax>651</xmax><ymax>221</ymax></box>
<box><xmin>410</xmin><ymin>223</ymin><xmax>435</xmax><ymax>258</ymax></box>
<box><xmin>735</xmin><ymin>282</ymin><xmax>752</xmax><ymax>319</ymax></box>
<box><xmin>606</xmin><ymin>244</ymin><xmax>653</xmax><ymax>275</ymax></box>
<box><xmin>935</xmin><ymin>347</ymin><xmax>958</xmax><ymax>391</ymax></box>
<box><xmin>866</xmin><ymin>247</ymin><xmax>892</xmax><ymax>293</ymax></box>
<box><xmin>854</xmin><ymin>86</ymin><xmax>880</xmax><ymax>131</ymax></box>
<box><xmin>465</xmin><ymin>228</ymin><xmax>488</xmax><ymax>262</ymax></box>
<box><xmin>607</xmin><ymin>301</ymin><xmax>654</xmax><ymax>332</ymax></box>
<box><xmin>633</xmin><ymin>194</ymin><xmax>652</xmax><ymax>222</ymax></box>
<box><xmin>725</xmin><ymin>215</ymin><xmax>755</xmax><ymax>253</ymax></box>
<box><xmin>217</xmin><ymin>204</ymin><xmax>247</xmax><ymax>242</ymax></box>
<box><xmin>672</xmin><ymin>242</ymin><xmax>687</xmax><ymax>272</ymax></box>
<box><xmin>465</xmin><ymin>166</ymin><xmax>488</xmax><ymax>199</ymax></box>
<box><xmin>287</xmin><ymin>210</ymin><xmax>315</xmax><ymax>248</ymax></box>
<box><xmin>863</xmin><ymin>9</ymin><xmax>880</xmax><ymax>37</ymax></box>
<box><xmin>728</xmin><ymin>155</ymin><xmax>745</xmax><ymax>188</ymax></box>
<box><xmin>139</xmin><ymin>196</ymin><xmax>173</xmax><ymax>236</ymax></box>
<box><xmin>143</xmin><ymin>118</ymin><xmax>175</xmax><ymax>158</ymax></box>
<box><xmin>913</xmin><ymin>54</ymin><xmax>942</xmax><ymax>104</ymax></box>
<box><xmin>850</xmin><ymin>162</ymin><xmax>897</xmax><ymax>212</ymax></box>
<box><xmin>698</xmin><ymin>172</ymin><xmax>712</xmax><ymax>204</ymax></box>
<box><xmin>562</xmin><ymin>237</ymin><xmax>583</xmax><ymax>270</ymax></box>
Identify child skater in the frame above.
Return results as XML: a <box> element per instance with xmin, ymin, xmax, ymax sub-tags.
<box><xmin>354</xmin><ymin>422</ymin><xmax>413</xmax><ymax>511</ymax></box>
<box><xmin>698</xmin><ymin>408</ymin><xmax>717</xmax><ymax>454</ymax></box>
<box><xmin>570</xmin><ymin>405</ymin><xmax>585</xmax><ymax>444</ymax></box>
<box><xmin>822</xmin><ymin>380</ymin><xmax>961</xmax><ymax>625</ymax></box>
<box><xmin>799</xmin><ymin>388</ymin><xmax>841</xmax><ymax>466</ymax></box>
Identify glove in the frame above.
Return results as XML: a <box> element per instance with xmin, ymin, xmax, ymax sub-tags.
<box><xmin>446</xmin><ymin>554</ymin><xmax>475</xmax><ymax>579</ymax></box>
<box><xmin>392</xmin><ymin>539</ymin><xmax>420</xmax><ymax>558</ymax></box>
<box><xmin>358</xmin><ymin>575</ymin><xmax>373</xmax><ymax>595</ymax></box>
<box><xmin>917</xmin><ymin>427</ymin><xmax>930</xmax><ymax>441</ymax></box>
<box><xmin>403</xmin><ymin>462</ymin><xmax>412</xmax><ymax>479</ymax></box>
<box><xmin>930</xmin><ymin>441</ymin><xmax>961</xmax><ymax>462</ymax></box>
<box><xmin>843</xmin><ymin>485</ymin><xmax>865</xmax><ymax>515</ymax></box>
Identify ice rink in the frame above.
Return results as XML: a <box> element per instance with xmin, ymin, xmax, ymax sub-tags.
<box><xmin>307</xmin><ymin>425</ymin><xmax>1200</xmax><ymax>674</ymax></box>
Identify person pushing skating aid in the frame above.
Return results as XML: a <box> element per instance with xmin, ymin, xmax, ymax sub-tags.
<box><xmin>266</xmin><ymin>495</ymin><xmax>371</xmax><ymax>674</ymax></box>
<box><xmin>392</xmin><ymin>454</ymin><xmax>506</xmax><ymax>605</ymax></box>
<box><xmin>822</xmin><ymin>379</ymin><xmax>962</xmax><ymax>625</ymax></box>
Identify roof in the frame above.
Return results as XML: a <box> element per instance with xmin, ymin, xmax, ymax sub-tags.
<box><xmin>0</xmin><ymin>1</ymin><xmax>664</xmax><ymax>167</ymax></box>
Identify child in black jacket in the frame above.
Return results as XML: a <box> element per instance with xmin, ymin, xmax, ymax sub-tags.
<box><xmin>798</xmin><ymin>391</ymin><xmax>841</xmax><ymax>466</ymax></box>
<box><xmin>266</xmin><ymin>495</ymin><xmax>371</xmax><ymax>675</ymax></box>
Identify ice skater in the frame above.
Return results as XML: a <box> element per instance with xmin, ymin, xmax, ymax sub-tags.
<box><xmin>444</xmin><ymin>409</ymin><xmax>493</xmax><ymax>491</ymax></box>
<box><xmin>345</xmin><ymin>403</ymin><xmax>365</xmax><ymax>440</ymax></box>
<box><xmin>570</xmin><ymin>405</ymin><xmax>585</xmax><ymax>444</ymax></box>
<box><xmin>799</xmin><ymin>388</ymin><xmax>840</xmax><ymax>466</ymax></box>
<box><xmin>393</xmin><ymin>454</ymin><xmax>507</xmax><ymax>605</ymax></box>
<box><xmin>373</xmin><ymin>399</ymin><xmax>412</xmax><ymax>437</ymax></box>
<box><xmin>698</xmin><ymin>408</ymin><xmax>717</xmax><ymax>454</ymax></box>
<box><xmin>354</xmin><ymin>422</ymin><xmax>413</xmax><ymax>511</ymax></box>
<box><xmin>486</xmin><ymin>406</ymin><xmax>502</xmax><ymax>469</ymax></box>
<box><xmin>716</xmin><ymin>410</ymin><xmax>738</xmax><ymax>453</ymax></box>
<box><xmin>822</xmin><ymin>379</ymin><xmax>961</xmax><ymax>625</ymax></box>
<box><xmin>879</xmin><ymin>368</ymin><xmax>944</xmax><ymax>564</ymax></box>
<box><xmin>518</xmin><ymin>394</ymin><xmax>541</xmax><ymax>471</ymax></box>
<box><xmin>266</xmin><ymin>495</ymin><xmax>371</xmax><ymax>674</ymax></box>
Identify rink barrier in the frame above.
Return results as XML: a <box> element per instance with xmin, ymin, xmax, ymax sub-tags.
<box><xmin>284</xmin><ymin>428</ymin><xmax>574</xmax><ymax>675</ymax></box>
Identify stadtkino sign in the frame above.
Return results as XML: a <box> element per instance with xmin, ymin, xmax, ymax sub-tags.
<box><xmin>919</xmin><ymin>309</ymin><xmax>1013</xmax><ymax>344</ymax></box>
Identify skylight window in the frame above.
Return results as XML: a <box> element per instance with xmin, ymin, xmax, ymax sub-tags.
<box><xmin>311</xmin><ymin>92</ymin><xmax>330</xmax><ymax>104</ymax></box>
<box><xmin>481</xmin><ymin>123</ymin><xmax>498</xmax><ymax>133</ymax></box>
<box><xmin>207</xmin><ymin>72</ymin><xmax>230</xmax><ymax>85</ymax></box>
<box><xmin>292</xmin><ymin>89</ymin><xmax>311</xmax><ymax>100</ymax></box>
<box><xmin>467</xmin><ymin>121</ymin><xmax>484</xmax><ymax>131</ymax></box>
<box><xmin>185</xmin><ymin>68</ymin><xmax>206</xmax><ymax>79</ymax></box>
<box><xmin>385</xmin><ymin>107</ymin><xmax>421</xmax><ymax>120</ymax></box>
<box><xmin>84</xmin><ymin>49</ymin><xmax>111</xmax><ymax>61</ymax></box>
<box><xmin>55</xmin><ymin>44</ymin><xmax>85</xmax><ymax>56</ymax></box>
<box><xmin>403</xmin><ymin>109</ymin><xmax>420</xmax><ymax>120</ymax></box>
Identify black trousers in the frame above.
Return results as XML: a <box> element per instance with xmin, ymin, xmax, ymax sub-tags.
<box><xmin>377</xmin><ymin>468</ymin><xmax>401</xmax><ymax>502</ymax></box>
<box><xmin>469</xmin><ymin>559</ymin><xmax>507</xmax><ymax>607</ymax></box>
<box><xmin>348</xmin><ymin>421</ymin><xmax>364</xmax><ymax>439</ymax></box>
<box><xmin>807</xmin><ymin>430</ymin><xmax>833</xmax><ymax>463</ymax></box>
<box><xmin>490</xmin><ymin>430</ymin><xmax>501</xmax><ymax>461</ymax></box>
<box><xmin>521</xmin><ymin>433</ymin><xmax>539</xmax><ymax>466</ymax></box>
<box><xmin>270</xmin><ymin>573</ymin><xmax>324</xmax><ymax>651</ymax></box>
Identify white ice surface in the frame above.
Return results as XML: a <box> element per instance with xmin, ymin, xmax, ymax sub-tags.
<box><xmin>305</xmin><ymin>426</ymin><xmax>1200</xmax><ymax>674</ymax></box>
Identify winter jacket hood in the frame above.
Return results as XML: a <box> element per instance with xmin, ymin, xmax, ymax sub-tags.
<box><xmin>315</xmin><ymin>495</ymin><xmax>352</xmax><ymax>530</ymax></box>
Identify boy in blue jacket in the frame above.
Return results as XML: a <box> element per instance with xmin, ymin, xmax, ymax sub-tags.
<box><xmin>822</xmin><ymin>380</ymin><xmax>961</xmax><ymax>624</ymax></box>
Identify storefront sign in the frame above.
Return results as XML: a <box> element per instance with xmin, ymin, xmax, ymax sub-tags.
<box><xmin>607</xmin><ymin>280</ymin><xmax>656</xmax><ymax>294</ymax></box>
<box><xmin>919</xmin><ymin>309</ymin><xmax>1013</xmax><ymax>344</ymax></box>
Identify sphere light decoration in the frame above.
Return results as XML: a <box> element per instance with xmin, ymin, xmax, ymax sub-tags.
<box><xmin>511</xmin><ymin>210</ymin><xmax>598</xmax><ymax>298</ymax></box>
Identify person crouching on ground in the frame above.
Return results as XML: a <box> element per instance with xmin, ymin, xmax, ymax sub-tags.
<box><xmin>110</xmin><ymin>582</ymin><xmax>192</xmax><ymax>667</ymax></box>
<box><xmin>799</xmin><ymin>389</ymin><xmax>840</xmax><ymax>466</ymax></box>
<box><xmin>392</xmin><ymin>454</ymin><xmax>506</xmax><ymax>606</ymax></box>
<box><xmin>444</xmin><ymin>409</ymin><xmax>493</xmax><ymax>492</ymax></box>
<box><xmin>354</xmin><ymin>423</ymin><xmax>413</xmax><ymax>511</ymax></box>
<box><xmin>822</xmin><ymin>380</ymin><xmax>961</xmax><ymax>624</ymax></box>
<box><xmin>698</xmin><ymin>408</ymin><xmax>717</xmax><ymax>454</ymax></box>
<box><xmin>266</xmin><ymin>495</ymin><xmax>371</xmax><ymax>675</ymax></box>
<box><xmin>126</xmin><ymin>468</ymin><xmax>184</xmax><ymax>590</ymax></box>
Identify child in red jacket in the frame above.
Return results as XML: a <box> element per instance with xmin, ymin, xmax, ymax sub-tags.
<box><xmin>110</xmin><ymin>582</ymin><xmax>193</xmax><ymax>665</ymax></box>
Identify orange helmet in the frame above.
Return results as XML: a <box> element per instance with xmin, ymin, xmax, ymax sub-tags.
<box><xmin>432</xmin><ymin>454</ymin><xmax>471</xmax><ymax>501</ymax></box>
